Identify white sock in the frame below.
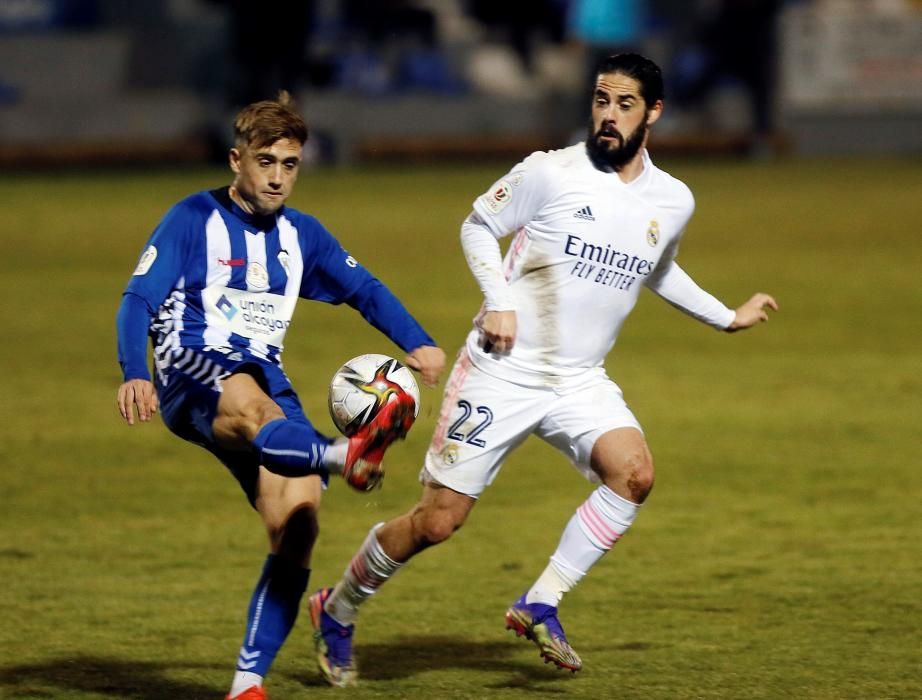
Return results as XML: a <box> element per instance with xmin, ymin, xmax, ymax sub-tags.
<box><xmin>324</xmin><ymin>523</ymin><xmax>402</xmax><ymax>626</ymax></box>
<box><xmin>526</xmin><ymin>485</ymin><xmax>640</xmax><ymax>606</ymax></box>
<box><xmin>527</xmin><ymin>557</ymin><xmax>583</xmax><ymax>606</ymax></box>
<box><xmin>322</xmin><ymin>438</ymin><xmax>348</xmax><ymax>473</ymax></box>
<box><xmin>229</xmin><ymin>671</ymin><xmax>263</xmax><ymax>698</ymax></box>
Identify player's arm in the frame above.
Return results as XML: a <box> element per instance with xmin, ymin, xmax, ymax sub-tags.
<box><xmin>461</xmin><ymin>211</ymin><xmax>516</xmax><ymax>354</ymax></box>
<box><xmin>465</xmin><ymin>158</ymin><xmax>551</xmax><ymax>353</ymax></box>
<box><xmin>647</xmin><ymin>260</ymin><xmax>777</xmax><ymax>332</ymax></box>
<box><xmin>116</xmin><ymin>202</ymin><xmax>195</xmax><ymax>424</ymax></box>
<box><xmin>346</xmin><ymin>278</ymin><xmax>446</xmax><ymax>387</ymax></box>
<box><xmin>116</xmin><ymin>293</ymin><xmax>159</xmax><ymax>424</ymax></box>
<box><xmin>301</xmin><ymin>221</ymin><xmax>446</xmax><ymax>386</ymax></box>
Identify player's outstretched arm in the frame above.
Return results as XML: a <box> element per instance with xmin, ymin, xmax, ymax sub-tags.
<box><xmin>404</xmin><ymin>345</ymin><xmax>447</xmax><ymax>388</ymax></box>
<box><xmin>117</xmin><ymin>378</ymin><xmax>159</xmax><ymax>425</ymax></box>
<box><xmin>726</xmin><ymin>293</ymin><xmax>779</xmax><ymax>332</ymax></box>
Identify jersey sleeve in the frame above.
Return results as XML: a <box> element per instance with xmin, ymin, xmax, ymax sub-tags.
<box><xmin>297</xmin><ymin>216</ymin><xmax>436</xmax><ymax>352</ymax></box>
<box><xmin>471</xmin><ymin>153</ymin><xmax>554</xmax><ymax>239</ymax></box>
<box><xmin>297</xmin><ymin>216</ymin><xmax>374</xmax><ymax>304</ymax></box>
<box><xmin>461</xmin><ymin>211</ymin><xmax>515</xmax><ymax>311</ymax></box>
<box><xmin>117</xmin><ymin>200</ymin><xmax>200</xmax><ymax>380</ymax></box>
<box><xmin>644</xmin><ymin>187</ymin><xmax>733</xmax><ymax>329</ymax></box>
<box><xmin>123</xmin><ymin>200</ymin><xmax>200</xmax><ymax>309</ymax></box>
<box><xmin>646</xmin><ymin>246</ymin><xmax>735</xmax><ymax>330</ymax></box>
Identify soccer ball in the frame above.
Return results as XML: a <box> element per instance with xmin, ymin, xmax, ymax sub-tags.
<box><xmin>328</xmin><ymin>353</ymin><xmax>420</xmax><ymax>437</ymax></box>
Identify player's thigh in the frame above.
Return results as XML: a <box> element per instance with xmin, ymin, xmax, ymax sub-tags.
<box><xmin>423</xmin><ymin>351</ymin><xmax>545</xmax><ymax>497</ymax></box>
<box><xmin>536</xmin><ymin>375</ymin><xmax>643</xmax><ymax>484</ymax></box>
<box><xmin>213</xmin><ymin>371</ymin><xmax>286</xmax><ymax>448</ymax></box>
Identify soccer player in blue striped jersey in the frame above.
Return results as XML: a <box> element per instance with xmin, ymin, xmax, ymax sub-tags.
<box><xmin>115</xmin><ymin>91</ymin><xmax>445</xmax><ymax>700</ymax></box>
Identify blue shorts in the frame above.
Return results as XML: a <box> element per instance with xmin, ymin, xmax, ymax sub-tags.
<box><xmin>154</xmin><ymin>347</ymin><xmax>331</xmax><ymax>505</ymax></box>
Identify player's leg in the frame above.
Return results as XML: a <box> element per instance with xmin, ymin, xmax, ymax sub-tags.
<box><xmin>214</xmin><ymin>371</ymin><xmax>412</xmax><ymax>487</ymax></box>
<box><xmin>217</xmin><ymin>370</ymin><xmax>332</xmax><ymax>699</ymax></box>
<box><xmin>509</xmin><ymin>379</ymin><xmax>651</xmax><ymax>671</ymax></box>
<box><xmin>328</xmin><ymin>481</ymin><xmax>476</xmax><ymax>620</ymax></box>
<box><xmin>528</xmin><ymin>427</ymin><xmax>652</xmax><ymax>606</ymax></box>
<box><xmin>227</xmin><ymin>467</ymin><xmax>324</xmax><ymax>699</ymax></box>
<box><xmin>308</xmin><ymin>482</ymin><xmax>475</xmax><ymax>686</ymax></box>
<box><xmin>309</xmin><ymin>350</ymin><xmax>537</xmax><ymax>686</ymax></box>
<box><xmin>213</xmin><ymin>371</ymin><xmax>332</xmax><ymax>476</ymax></box>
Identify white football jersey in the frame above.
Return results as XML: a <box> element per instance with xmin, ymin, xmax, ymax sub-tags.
<box><xmin>466</xmin><ymin>143</ymin><xmax>732</xmax><ymax>386</ymax></box>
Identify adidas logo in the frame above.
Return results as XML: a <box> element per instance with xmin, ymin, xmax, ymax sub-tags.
<box><xmin>573</xmin><ymin>206</ymin><xmax>595</xmax><ymax>221</ymax></box>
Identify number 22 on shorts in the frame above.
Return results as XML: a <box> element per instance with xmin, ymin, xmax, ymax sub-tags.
<box><xmin>446</xmin><ymin>400</ymin><xmax>493</xmax><ymax>447</ymax></box>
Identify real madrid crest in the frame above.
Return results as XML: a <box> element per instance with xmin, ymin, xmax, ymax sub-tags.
<box><xmin>646</xmin><ymin>219</ymin><xmax>660</xmax><ymax>247</ymax></box>
<box><xmin>440</xmin><ymin>443</ymin><xmax>459</xmax><ymax>467</ymax></box>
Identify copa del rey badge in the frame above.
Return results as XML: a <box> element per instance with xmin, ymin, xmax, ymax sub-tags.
<box><xmin>483</xmin><ymin>180</ymin><xmax>512</xmax><ymax>214</ymax></box>
<box><xmin>133</xmin><ymin>245</ymin><xmax>157</xmax><ymax>275</ymax></box>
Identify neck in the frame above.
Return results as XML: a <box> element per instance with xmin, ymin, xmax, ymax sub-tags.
<box><xmin>228</xmin><ymin>185</ymin><xmax>255</xmax><ymax>215</ymax></box>
<box><xmin>616</xmin><ymin>151</ymin><xmax>646</xmax><ymax>184</ymax></box>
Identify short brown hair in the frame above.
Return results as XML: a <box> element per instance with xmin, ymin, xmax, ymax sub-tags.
<box><xmin>233</xmin><ymin>90</ymin><xmax>308</xmax><ymax>150</ymax></box>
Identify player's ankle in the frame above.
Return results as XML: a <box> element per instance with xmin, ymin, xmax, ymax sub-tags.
<box><xmin>322</xmin><ymin>438</ymin><xmax>349</xmax><ymax>474</ymax></box>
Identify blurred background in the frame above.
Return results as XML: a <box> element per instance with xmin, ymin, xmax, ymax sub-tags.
<box><xmin>1</xmin><ymin>0</ymin><xmax>921</xmax><ymax>168</ymax></box>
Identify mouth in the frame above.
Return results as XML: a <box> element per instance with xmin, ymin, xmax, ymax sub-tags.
<box><xmin>597</xmin><ymin>126</ymin><xmax>621</xmax><ymax>144</ymax></box>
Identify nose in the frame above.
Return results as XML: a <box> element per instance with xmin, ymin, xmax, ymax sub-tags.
<box><xmin>268</xmin><ymin>164</ymin><xmax>282</xmax><ymax>188</ymax></box>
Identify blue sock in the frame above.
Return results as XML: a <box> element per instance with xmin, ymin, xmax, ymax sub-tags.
<box><xmin>252</xmin><ymin>419</ymin><xmax>330</xmax><ymax>477</ymax></box>
<box><xmin>235</xmin><ymin>555</ymin><xmax>310</xmax><ymax>678</ymax></box>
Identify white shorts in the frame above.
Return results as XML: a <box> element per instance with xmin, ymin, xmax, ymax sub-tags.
<box><xmin>422</xmin><ymin>349</ymin><xmax>642</xmax><ymax>497</ymax></box>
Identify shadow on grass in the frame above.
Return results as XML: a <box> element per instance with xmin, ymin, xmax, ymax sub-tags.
<box><xmin>0</xmin><ymin>656</ymin><xmax>222</xmax><ymax>699</ymax></box>
<box><xmin>299</xmin><ymin>634</ymin><xmax>580</xmax><ymax>692</ymax></box>
<box><xmin>2</xmin><ymin>636</ymin><xmax>586</xmax><ymax>698</ymax></box>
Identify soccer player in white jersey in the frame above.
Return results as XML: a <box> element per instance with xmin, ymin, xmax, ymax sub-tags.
<box><xmin>114</xmin><ymin>91</ymin><xmax>445</xmax><ymax>700</ymax></box>
<box><xmin>309</xmin><ymin>54</ymin><xmax>778</xmax><ymax>685</ymax></box>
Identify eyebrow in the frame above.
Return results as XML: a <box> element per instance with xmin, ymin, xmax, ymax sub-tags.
<box><xmin>595</xmin><ymin>88</ymin><xmax>639</xmax><ymax>101</ymax></box>
<box><xmin>255</xmin><ymin>153</ymin><xmax>301</xmax><ymax>164</ymax></box>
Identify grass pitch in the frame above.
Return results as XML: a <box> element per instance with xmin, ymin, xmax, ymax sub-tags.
<box><xmin>1</xmin><ymin>155</ymin><xmax>920</xmax><ymax>699</ymax></box>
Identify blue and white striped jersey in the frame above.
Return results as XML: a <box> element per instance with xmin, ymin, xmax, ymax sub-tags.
<box><xmin>117</xmin><ymin>188</ymin><xmax>434</xmax><ymax>382</ymax></box>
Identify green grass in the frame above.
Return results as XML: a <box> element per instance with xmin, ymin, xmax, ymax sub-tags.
<box><xmin>1</xmin><ymin>155</ymin><xmax>920</xmax><ymax>699</ymax></box>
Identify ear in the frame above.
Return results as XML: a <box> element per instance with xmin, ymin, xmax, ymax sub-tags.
<box><xmin>645</xmin><ymin>100</ymin><xmax>664</xmax><ymax>127</ymax></box>
<box><xmin>229</xmin><ymin>147</ymin><xmax>242</xmax><ymax>174</ymax></box>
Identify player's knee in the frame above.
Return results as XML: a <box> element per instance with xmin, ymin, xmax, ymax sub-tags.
<box><xmin>264</xmin><ymin>501</ymin><xmax>319</xmax><ymax>553</ymax></box>
<box><xmin>250</xmin><ymin>398</ymin><xmax>286</xmax><ymax>432</ymax></box>
<box><xmin>625</xmin><ymin>451</ymin><xmax>655</xmax><ymax>503</ymax></box>
<box><xmin>413</xmin><ymin>508</ymin><xmax>463</xmax><ymax>547</ymax></box>
<box><xmin>219</xmin><ymin>374</ymin><xmax>286</xmax><ymax>442</ymax></box>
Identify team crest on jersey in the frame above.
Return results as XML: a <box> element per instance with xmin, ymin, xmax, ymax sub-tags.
<box><xmin>646</xmin><ymin>219</ymin><xmax>660</xmax><ymax>247</ymax></box>
<box><xmin>483</xmin><ymin>180</ymin><xmax>512</xmax><ymax>214</ymax></box>
<box><xmin>277</xmin><ymin>250</ymin><xmax>290</xmax><ymax>276</ymax></box>
<box><xmin>246</xmin><ymin>261</ymin><xmax>270</xmax><ymax>290</ymax></box>
<box><xmin>133</xmin><ymin>245</ymin><xmax>157</xmax><ymax>275</ymax></box>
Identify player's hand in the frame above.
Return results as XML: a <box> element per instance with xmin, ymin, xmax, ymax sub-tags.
<box><xmin>727</xmin><ymin>293</ymin><xmax>779</xmax><ymax>332</ymax></box>
<box><xmin>405</xmin><ymin>345</ymin><xmax>446</xmax><ymax>388</ymax></box>
<box><xmin>477</xmin><ymin>309</ymin><xmax>517</xmax><ymax>355</ymax></box>
<box><xmin>117</xmin><ymin>379</ymin><xmax>159</xmax><ymax>425</ymax></box>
